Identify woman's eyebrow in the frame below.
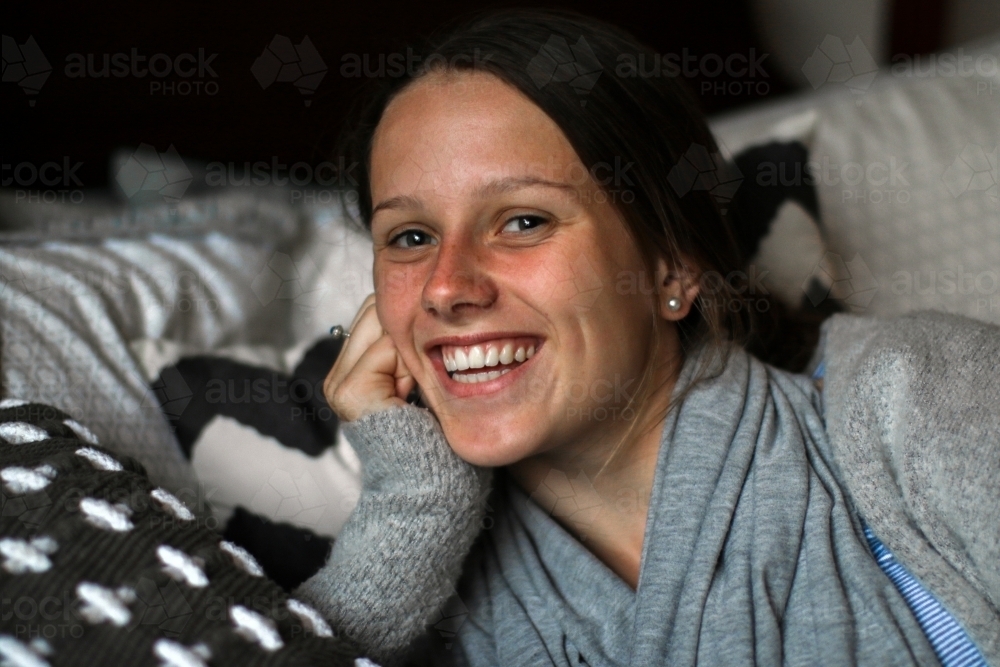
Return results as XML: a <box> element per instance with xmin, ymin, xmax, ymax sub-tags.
<box><xmin>473</xmin><ymin>176</ymin><xmax>577</xmax><ymax>198</ymax></box>
<box><xmin>372</xmin><ymin>194</ymin><xmax>424</xmax><ymax>218</ymax></box>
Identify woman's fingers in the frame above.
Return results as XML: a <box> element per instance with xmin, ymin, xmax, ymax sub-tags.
<box><xmin>394</xmin><ymin>356</ymin><xmax>417</xmax><ymax>403</ymax></box>
<box><xmin>330</xmin><ymin>305</ymin><xmax>379</xmax><ymax>374</ymax></box>
<box><xmin>335</xmin><ymin>292</ymin><xmax>379</xmax><ymax>377</ymax></box>
<box><xmin>323</xmin><ymin>293</ymin><xmax>419</xmax><ymax>422</ymax></box>
<box><xmin>332</xmin><ymin>334</ymin><xmax>412</xmax><ymax>421</ymax></box>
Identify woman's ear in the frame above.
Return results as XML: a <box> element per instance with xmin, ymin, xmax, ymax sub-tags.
<box><xmin>654</xmin><ymin>255</ymin><xmax>701</xmax><ymax>321</ymax></box>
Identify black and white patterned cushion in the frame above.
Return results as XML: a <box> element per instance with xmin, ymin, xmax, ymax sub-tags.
<box><xmin>131</xmin><ymin>335</ymin><xmax>359</xmax><ymax>591</ymax></box>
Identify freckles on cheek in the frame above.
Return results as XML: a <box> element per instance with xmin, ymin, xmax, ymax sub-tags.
<box><xmin>373</xmin><ymin>264</ymin><xmax>426</xmax><ymax>349</ymax></box>
<box><xmin>529</xmin><ymin>249</ymin><xmax>610</xmax><ymax>314</ymax></box>
<box><xmin>375</xmin><ymin>263</ymin><xmax>426</xmax><ymax>307</ymax></box>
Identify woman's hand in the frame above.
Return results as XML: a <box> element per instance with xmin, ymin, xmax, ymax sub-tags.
<box><xmin>323</xmin><ymin>293</ymin><xmax>418</xmax><ymax>422</ymax></box>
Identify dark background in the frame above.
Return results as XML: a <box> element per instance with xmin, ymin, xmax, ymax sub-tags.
<box><xmin>3</xmin><ymin>0</ymin><xmax>943</xmax><ymax>191</ymax></box>
<box><xmin>1</xmin><ymin>0</ymin><xmax>793</xmax><ymax>192</ymax></box>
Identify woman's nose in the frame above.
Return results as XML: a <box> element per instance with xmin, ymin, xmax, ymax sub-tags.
<box><xmin>421</xmin><ymin>236</ymin><xmax>498</xmax><ymax>319</ymax></box>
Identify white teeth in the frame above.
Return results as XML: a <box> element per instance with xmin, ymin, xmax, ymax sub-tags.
<box><xmin>453</xmin><ymin>368</ymin><xmax>511</xmax><ymax>383</ymax></box>
<box><xmin>442</xmin><ymin>341</ymin><xmax>537</xmax><ymax>371</ymax></box>
<box><xmin>499</xmin><ymin>343</ymin><xmax>514</xmax><ymax>365</ymax></box>
<box><xmin>468</xmin><ymin>346</ymin><xmax>486</xmax><ymax>369</ymax></box>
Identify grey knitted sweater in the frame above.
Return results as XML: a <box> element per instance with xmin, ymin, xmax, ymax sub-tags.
<box><xmin>293</xmin><ymin>401</ymin><xmax>493</xmax><ymax>664</ymax></box>
<box><xmin>816</xmin><ymin>310</ymin><xmax>1000</xmax><ymax>663</ymax></box>
<box><xmin>297</xmin><ymin>310</ymin><xmax>998</xmax><ymax>666</ymax></box>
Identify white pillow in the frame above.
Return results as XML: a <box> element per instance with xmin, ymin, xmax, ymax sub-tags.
<box><xmin>281</xmin><ymin>195</ymin><xmax>375</xmax><ymax>345</ymax></box>
<box><xmin>712</xmin><ymin>36</ymin><xmax>1000</xmax><ymax>324</ymax></box>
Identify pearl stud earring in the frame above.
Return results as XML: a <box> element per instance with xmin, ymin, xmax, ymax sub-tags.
<box><xmin>667</xmin><ymin>297</ymin><xmax>682</xmax><ymax>311</ymax></box>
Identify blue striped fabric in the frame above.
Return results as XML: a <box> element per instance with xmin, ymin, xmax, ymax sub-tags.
<box><xmin>810</xmin><ymin>359</ymin><xmax>988</xmax><ymax>667</ymax></box>
<box><xmin>861</xmin><ymin>523</ymin><xmax>988</xmax><ymax>667</ymax></box>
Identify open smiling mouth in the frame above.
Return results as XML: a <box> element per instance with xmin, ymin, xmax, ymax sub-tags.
<box><xmin>439</xmin><ymin>338</ymin><xmax>539</xmax><ymax>385</ymax></box>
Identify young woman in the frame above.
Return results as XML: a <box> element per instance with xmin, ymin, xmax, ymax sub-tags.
<box><xmin>296</xmin><ymin>9</ymin><xmax>1000</xmax><ymax>666</ymax></box>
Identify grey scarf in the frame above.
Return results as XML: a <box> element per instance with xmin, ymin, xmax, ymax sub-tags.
<box><xmin>448</xmin><ymin>343</ymin><xmax>939</xmax><ymax>666</ymax></box>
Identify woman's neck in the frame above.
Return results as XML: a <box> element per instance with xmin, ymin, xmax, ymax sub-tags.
<box><xmin>506</xmin><ymin>346</ymin><xmax>683</xmax><ymax>590</ymax></box>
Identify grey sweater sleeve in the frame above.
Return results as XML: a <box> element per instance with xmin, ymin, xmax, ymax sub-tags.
<box><xmin>292</xmin><ymin>403</ymin><xmax>492</xmax><ymax>664</ymax></box>
<box><xmin>820</xmin><ymin>310</ymin><xmax>1000</xmax><ymax>665</ymax></box>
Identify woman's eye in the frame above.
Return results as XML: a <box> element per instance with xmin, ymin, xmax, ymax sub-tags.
<box><xmin>389</xmin><ymin>229</ymin><xmax>435</xmax><ymax>248</ymax></box>
<box><xmin>502</xmin><ymin>215</ymin><xmax>548</xmax><ymax>234</ymax></box>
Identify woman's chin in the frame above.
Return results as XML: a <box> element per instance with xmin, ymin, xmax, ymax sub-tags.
<box><xmin>441</xmin><ymin>423</ymin><xmax>535</xmax><ymax>468</ymax></box>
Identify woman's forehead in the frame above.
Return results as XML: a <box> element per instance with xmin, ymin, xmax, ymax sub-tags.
<box><xmin>370</xmin><ymin>71</ymin><xmax>583</xmax><ymax>196</ymax></box>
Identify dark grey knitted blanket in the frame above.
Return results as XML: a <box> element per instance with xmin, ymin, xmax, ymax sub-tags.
<box><xmin>443</xmin><ymin>311</ymin><xmax>1000</xmax><ymax>666</ymax></box>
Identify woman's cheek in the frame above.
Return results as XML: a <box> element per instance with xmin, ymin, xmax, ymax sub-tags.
<box><xmin>375</xmin><ymin>263</ymin><xmax>424</xmax><ymax>329</ymax></box>
<box><xmin>375</xmin><ymin>261</ymin><xmax>426</xmax><ymax>303</ymax></box>
<box><xmin>529</xmin><ymin>247</ymin><xmax>610</xmax><ymax>314</ymax></box>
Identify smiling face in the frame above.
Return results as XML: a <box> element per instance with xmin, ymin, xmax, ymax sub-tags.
<box><xmin>369</xmin><ymin>69</ymin><xmax>684</xmax><ymax>468</ymax></box>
